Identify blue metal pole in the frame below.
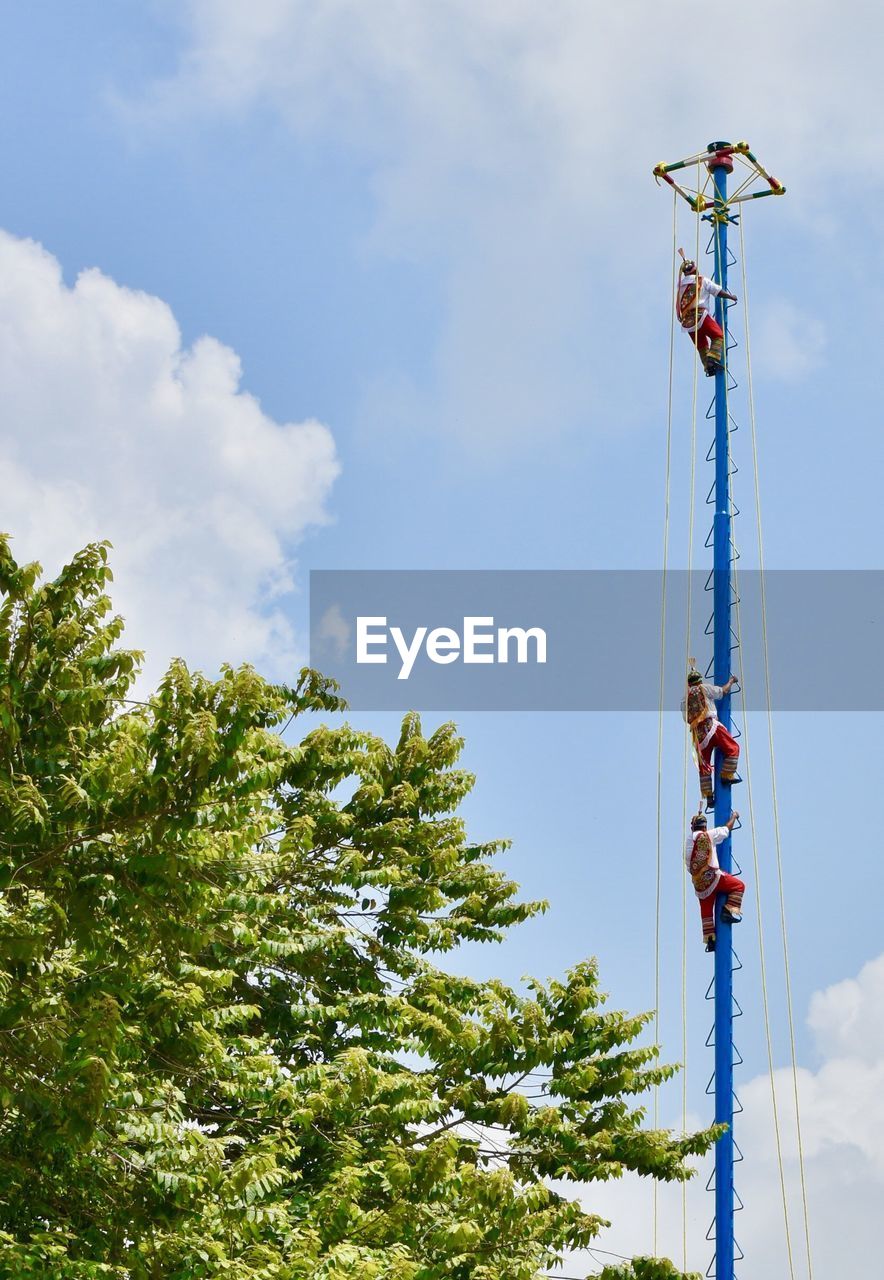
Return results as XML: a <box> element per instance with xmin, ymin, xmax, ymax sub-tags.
<box><xmin>709</xmin><ymin>143</ymin><xmax>735</xmax><ymax>1280</ymax></box>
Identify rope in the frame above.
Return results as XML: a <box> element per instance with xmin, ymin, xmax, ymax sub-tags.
<box><xmin>738</xmin><ymin>215</ymin><xmax>815</xmax><ymax>1280</ymax></box>
<box><xmin>652</xmin><ymin>187</ymin><xmax>679</xmax><ymax>1256</ymax></box>
<box><xmin>730</xmin><ymin>576</ymin><xmax>797</xmax><ymax>1280</ymax></box>
<box><xmin>680</xmin><ymin>166</ymin><xmax>703</xmax><ymax>1274</ymax></box>
<box><xmin>716</xmin><ymin>213</ymin><xmax>797</xmax><ymax>1279</ymax></box>
<box><xmin>657</xmin><ymin>178</ymin><xmax>700</xmax><ymax>1271</ymax></box>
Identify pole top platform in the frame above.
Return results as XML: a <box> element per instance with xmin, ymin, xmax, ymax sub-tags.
<box><xmin>653</xmin><ymin>140</ymin><xmax>786</xmax><ymax>211</ymax></box>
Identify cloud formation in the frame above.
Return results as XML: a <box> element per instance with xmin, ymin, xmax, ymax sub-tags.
<box><xmin>562</xmin><ymin>949</ymin><xmax>884</xmax><ymax>1278</ymax></box>
<box><xmin>807</xmin><ymin>952</ymin><xmax>884</xmax><ymax>1064</ymax></box>
<box><xmin>154</xmin><ymin>1</ymin><xmax>882</xmax><ymax>182</ymax></box>
<box><xmin>0</xmin><ymin>230</ymin><xmax>339</xmax><ymax>685</ymax></box>
<box><xmin>127</xmin><ymin>1</ymin><xmax>873</xmax><ymax>449</ymax></box>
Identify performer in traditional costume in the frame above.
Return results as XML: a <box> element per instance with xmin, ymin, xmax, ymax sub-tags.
<box><xmin>685</xmin><ymin>810</ymin><xmax>743</xmax><ymax>952</ymax></box>
<box><xmin>682</xmin><ymin>666</ymin><xmax>740</xmax><ymax>809</ymax></box>
<box><xmin>676</xmin><ymin>248</ymin><xmax>737</xmax><ymax>375</ymax></box>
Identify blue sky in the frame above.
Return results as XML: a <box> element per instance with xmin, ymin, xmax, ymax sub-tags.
<box><xmin>1</xmin><ymin>3</ymin><xmax>882</xmax><ymax>1275</ymax></box>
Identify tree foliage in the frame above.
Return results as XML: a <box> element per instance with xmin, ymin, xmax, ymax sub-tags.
<box><xmin>0</xmin><ymin>539</ymin><xmax>712</xmax><ymax>1279</ymax></box>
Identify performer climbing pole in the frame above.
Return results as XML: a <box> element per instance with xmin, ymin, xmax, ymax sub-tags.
<box><xmin>653</xmin><ymin>140</ymin><xmax>789</xmax><ymax>1280</ymax></box>
<box><xmin>675</xmin><ymin>249</ymin><xmax>737</xmax><ymax>377</ymax></box>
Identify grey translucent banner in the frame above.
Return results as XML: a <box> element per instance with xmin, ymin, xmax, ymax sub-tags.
<box><xmin>309</xmin><ymin>570</ymin><xmax>880</xmax><ymax>711</ymax></box>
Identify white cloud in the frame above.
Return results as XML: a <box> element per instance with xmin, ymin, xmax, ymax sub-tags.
<box><xmin>152</xmin><ymin>1</ymin><xmax>884</xmax><ymax>182</ymax></box>
<box><xmin>126</xmin><ymin>0</ymin><xmax>872</xmax><ymax>448</ymax></box>
<box><xmin>808</xmin><ymin>953</ymin><xmax>884</xmax><ymax>1064</ymax></box>
<box><xmin>316</xmin><ymin>603</ymin><xmax>351</xmax><ymax>660</ymax></box>
<box><xmin>0</xmin><ymin>230</ymin><xmax>339</xmax><ymax>685</ymax></box>
<box><xmin>557</xmin><ymin>950</ymin><xmax>884</xmax><ymax>1278</ymax></box>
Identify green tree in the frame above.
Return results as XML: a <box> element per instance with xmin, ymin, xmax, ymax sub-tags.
<box><xmin>0</xmin><ymin>539</ymin><xmax>713</xmax><ymax>1279</ymax></box>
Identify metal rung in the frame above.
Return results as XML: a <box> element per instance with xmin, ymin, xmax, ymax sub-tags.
<box><xmin>706</xmin><ymin>439</ymin><xmax>716</xmax><ymax>462</ymax></box>
<box><xmin>705</xmin><ymin>978</ymin><xmax>715</xmax><ymax>1001</ymax></box>
<box><xmin>706</xmin><ymin>1024</ymin><xmax>716</xmax><ymax>1047</ymax></box>
<box><xmin>695</xmin><ymin>582</ymin><xmax>740</xmax><ymax>609</ymax></box>
<box><xmin>732</xmin><ymin>952</ymin><xmax>743</xmax><ymax>972</ymax></box>
<box><xmin>734</xmin><ymin>1140</ymin><xmax>744</xmax><ymax>1163</ymax></box>
<box><xmin>732</xmin><ymin>858</ymin><xmax>742</xmax><ymax>875</ymax></box>
<box><xmin>705</xmin><ymin>1072</ymin><xmax>716</xmax><ymax>1096</ymax></box>
<box><xmin>735</xmin><ymin>1240</ymin><xmax>745</xmax><ymax>1262</ymax></box>
<box><xmin>734</xmin><ymin>1189</ymin><xmax>744</xmax><ymax>1212</ymax></box>
<box><xmin>697</xmin><ymin>579</ymin><xmax>739</xmax><ymax>612</ymax></box>
<box><xmin>733</xmin><ymin>1044</ymin><xmax>744</xmax><ymax>1067</ymax></box>
<box><xmin>733</xmin><ymin>998</ymin><xmax>743</xmax><ymax>1018</ymax></box>
<box><xmin>700</xmin><ymin>615</ymin><xmax>739</xmax><ymax>640</ymax></box>
<box><xmin>706</xmin><ymin>1220</ymin><xmax>716</xmax><ymax>1242</ymax></box>
<box><xmin>706</xmin><ymin>1168</ymin><xmax>715</xmax><ymax>1192</ymax></box>
<box><xmin>733</xmin><ymin>1091</ymin><xmax>744</xmax><ymax>1114</ymax></box>
<box><xmin>706</xmin><ymin>1255</ymin><xmax>716</xmax><ymax>1278</ymax></box>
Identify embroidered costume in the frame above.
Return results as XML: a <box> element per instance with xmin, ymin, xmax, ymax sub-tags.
<box><xmin>676</xmin><ymin>250</ymin><xmax>735</xmax><ymax>375</ymax></box>
<box><xmin>685</xmin><ymin>824</ymin><xmax>745</xmax><ymax>948</ymax></box>
<box><xmin>682</xmin><ymin>675</ymin><xmax>740</xmax><ymax>804</ymax></box>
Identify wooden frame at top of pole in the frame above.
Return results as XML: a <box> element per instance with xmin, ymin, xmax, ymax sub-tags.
<box><xmin>653</xmin><ymin>140</ymin><xmax>785</xmax><ymax>215</ymax></box>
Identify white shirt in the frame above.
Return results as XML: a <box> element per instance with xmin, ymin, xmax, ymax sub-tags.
<box><xmin>677</xmin><ymin>273</ymin><xmax>724</xmax><ymax>332</ymax></box>
<box><xmin>684</xmin><ymin>826</ymin><xmax>730</xmax><ymax>898</ymax></box>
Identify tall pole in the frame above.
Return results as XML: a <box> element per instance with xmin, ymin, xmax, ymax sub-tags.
<box><xmin>654</xmin><ymin>137</ymin><xmax>785</xmax><ymax>1279</ymax></box>
<box><xmin>709</xmin><ymin>142</ymin><xmax>736</xmax><ymax>1280</ymax></box>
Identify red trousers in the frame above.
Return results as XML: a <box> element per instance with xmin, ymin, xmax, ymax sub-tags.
<box><xmin>699</xmin><ymin>872</ymin><xmax>745</xmax><ymax>943</ymax></box>
<box><xmin>688</xmin><ymin>314</ymin><xmax>724</xmax><ymax>354</ymax></box>
<box><xmin>697</xmin><ymin>722</ymin><xmax>740</xmax><ymax>798</ymax></box>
